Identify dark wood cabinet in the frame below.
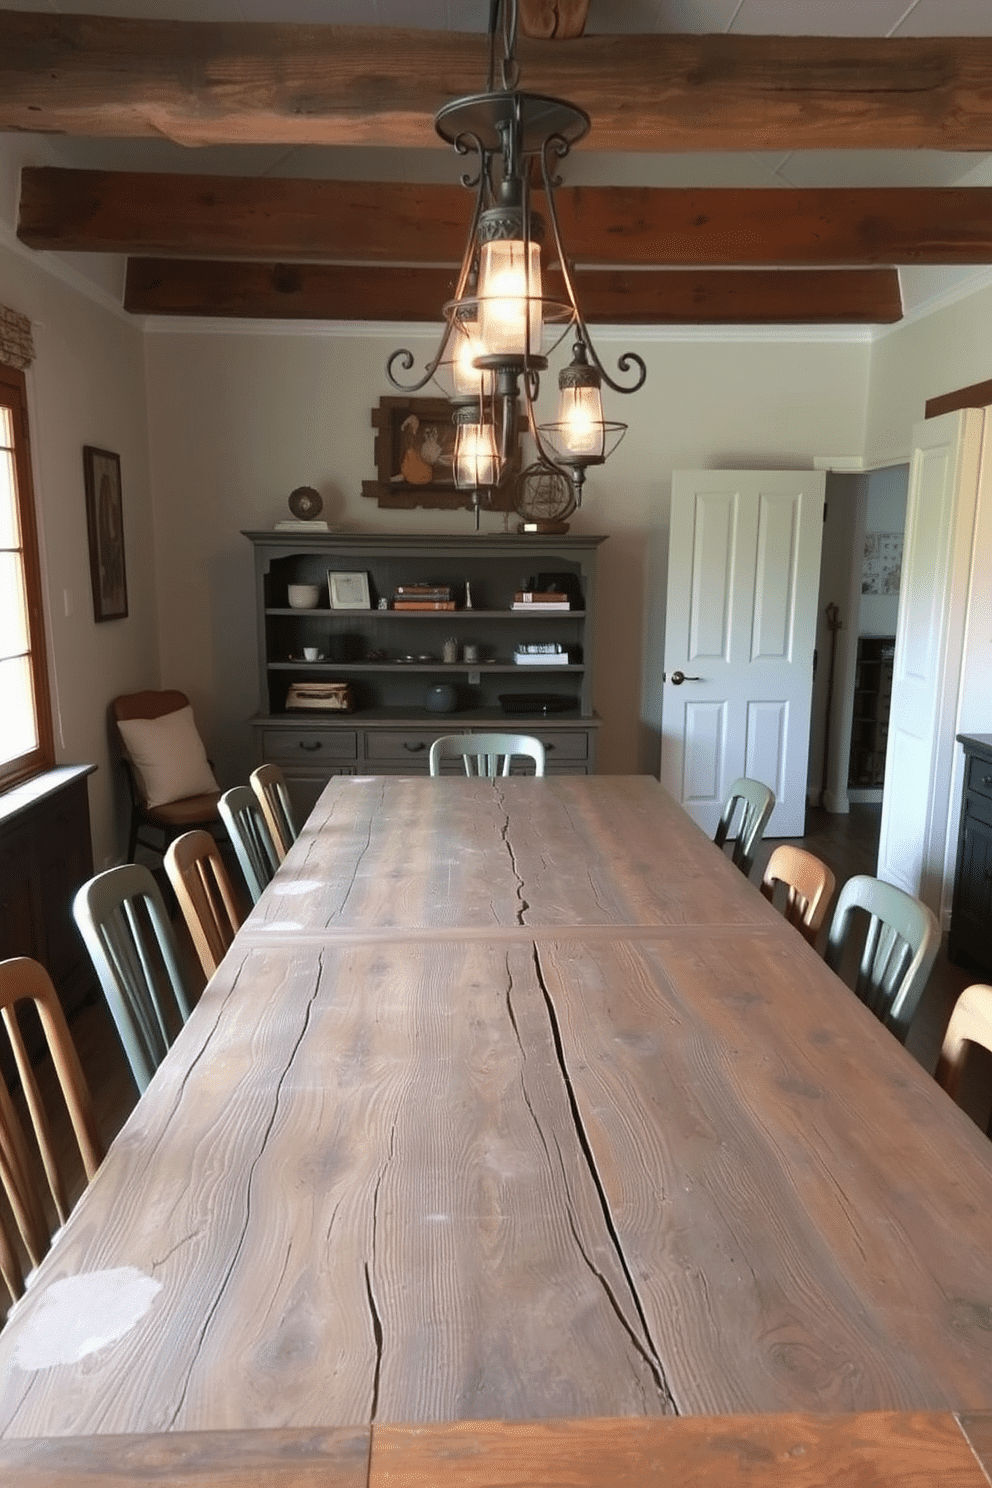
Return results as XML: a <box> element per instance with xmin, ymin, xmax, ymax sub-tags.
<box><xmin>0</xmin><ymin>766</ymin><xmax>96</xmax><ymax>1018</ymax></box>
<box><xmin>949</xmin><ymin>734</ymin><xmax>992</xmax><ymax>977</ymax></box>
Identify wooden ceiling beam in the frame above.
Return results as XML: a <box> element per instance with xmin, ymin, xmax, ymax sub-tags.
<box><xmin>3</xmin><ymin>14</ymin><xmax>992</xmax><ymax>151</ymax></box>
<box><xmin>20</xmin><ymin>170</ymin><xmax>992</xmax><ymax>268</ymax></box>
<box><xmin>123</xmin><ymin>259</ymin><xmax>902</xmax><ymax>324</ymax></box>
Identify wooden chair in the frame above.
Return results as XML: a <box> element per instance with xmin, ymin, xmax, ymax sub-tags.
<box><xmin>760</xmin><ymin>845</ymin><xmax>836</xmax><ymax>947</ymax></box>
<box><xmin>713</xmin><ymin>776</ymin><xmax>776</xmax><ymax>878</ymax></box>
<box><xmin>428</xmin><ymin>733</ymin><xmax>546</xmax><ymax>778</ymax></box>
<box><xmin>0</xmin><ymin>958</ymin><xmax>103</xmax><ymax>1302</ymax></box>
<box><xmin>164</xmin><ymin>831</ymin><xmax>244</xmax><ymax>981</ymax></box>
<box><xmin>935</xmin><ymin>984</ymin><xmax>992</xmax><ymax>1122</ymax></box>
<box><xmin>824</xmin><ymin>874</ymin><xmax>940</xmax><ymax>1044</ymax></box>
<box><xmin>249</xmin><ymin>763</ymin><xmax>298</xmax><ymax>861</ymax></box>
<box><xmin>72</xmin><ymin>864</ymin><xmax>195</xmax><ymax>1095</ymax></box>
<box><xmin>112</xmin><ymin>689</ymin><xmax>222</xmax><ymax>862</ymax></box>
<box><xmin>218</xmin><ymin>786</ymin><xmax>281</xmax><ymax>905</ymax></box>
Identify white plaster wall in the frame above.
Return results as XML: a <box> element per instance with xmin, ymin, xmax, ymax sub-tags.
<box><xmin>0</xmin><ymin>138</ymin><xmax>156</xmax><ymax>870</ymax></box>
<box><xmin>144</xmin><ymin>325</ymin><xmax>870</xmax><ymax>783</ymax></box>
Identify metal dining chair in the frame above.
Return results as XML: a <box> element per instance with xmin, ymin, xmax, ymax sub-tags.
<box><xmin>935</xmin><ymin>983</ymin><xmax>992</xmax><ymax>1128</ymax></box>
<box><xmin>164</xmin><ymin>830</ymin><xmax>244</xmax><ymax>980</ymax></box>
<box><xmin>73</xmin><ymin>864</ymin><xmax>196</xmax><ymax>1095</ymax></box>
<box><xmin>824</xmin><ymin>873</ymin><xmax>940</xmax><ymax>1044</ymax></box>
<box><xmin>0</xmin><ymin>958</ymin><xmax>104</xmax><ymax>1303</ymax></box>
<box><xmin>713</xmin><ymin>776</ymin><xmax>776</xmax><ymax>878</ymax></box>
<box><xmin>428</xmin><ymin>732</ymin><xmax>546</xmax><ymax>778</ymax></box>
<box><xmin>218</xmin><ymin>786</ymin><xmax>281</xmax><ymax>904</ymax></box>
<box><xmin>760</xmin><ymin>844</ymin><xmax>836</xmax><ymax>948</ymax></box>
<box><xmin>249</xmin><ymin>763</ymin><xmax>298</xmax><ymax>861</ymax></box>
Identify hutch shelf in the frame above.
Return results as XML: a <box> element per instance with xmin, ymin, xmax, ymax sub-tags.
<box><xmin>245</xmin><ymin>530</ymin><xmax>604</xmax><ymax>816</ymax></box>
<box><xmin>949</xmin><ymin>733</ymin><xmax>992</xmax><ymax>979</ymax></box>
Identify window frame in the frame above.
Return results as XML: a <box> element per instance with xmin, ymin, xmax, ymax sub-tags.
<box><xmin>0</xmin><ymin>362</ymin><xmax>54</xmax><ymax>791</ymax></box>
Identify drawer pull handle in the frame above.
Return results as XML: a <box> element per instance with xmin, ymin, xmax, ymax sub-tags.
<box><xmin>299</xmin><ymin>741</ymin><xmax>322</xmax><ymax>752</ymax></box>
<box><xmin>545</xmin><ymin>742</ymin><xmax>555</xmax><ymax>751</ymax></box>
<box><xmin>404</xmin><ymin>741</ymin><xmax>426</xmax><ymax>752</ymax></box>
<box><xmin>982</xmin><ymin>775</ymin><xmax>992</xmax><ymax>787</ymax></box>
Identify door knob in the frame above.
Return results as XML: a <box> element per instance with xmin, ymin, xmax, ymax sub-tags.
<box><xmin>670</xmin><ymin>670</ymin><xmax>702</xmax><ymax>685</ymax></box>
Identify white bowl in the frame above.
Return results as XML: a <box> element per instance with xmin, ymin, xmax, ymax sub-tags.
<box><xmin>287</xmin><ymin>583</ymin><xmax>321</xmax><ymax>609</ymax></box>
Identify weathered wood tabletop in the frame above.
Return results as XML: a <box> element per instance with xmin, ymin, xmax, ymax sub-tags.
<box><xmin>2</xmin><ymin>776</ymin><xmax>992</xmax><ymax>1442</ymax></box>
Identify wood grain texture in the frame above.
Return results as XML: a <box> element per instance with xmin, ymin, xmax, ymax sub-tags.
<box><xmin>0</xmin><ymin>939</ymin><xmax>669</xmax><ymax>1436</ymax></box>
<box><xmin>23</xmin><ymin>172</ymin><xmax>992</xmax><ymax>268</ymax></box>
<box><xmin>534</xmin><ymin>930</ymin><xmax>992</xmax><ymax>1413</ymax></box>
<box><xmin>248</xmin><ymin>776</ymin><xmax>776</xmax><ymax>935</ymax></box>
<box><xmin>4</xmin><ymin>19</ymin><xmax>992</xmax><ymax>151</ymax></box>
<box><xmin>122</xmin><ymin>259</ymin><xmax>901</xmax><ymax>325</ymax></box>
<box><xmin>0</xmin><ymin>1426</ymin><xmax>369</xmax><ymax>1486</ymax></box>
<box><xmin>372</xmin><ymin>1413</ymin><xmax>988</xmax><ymax>1487</ymax></box>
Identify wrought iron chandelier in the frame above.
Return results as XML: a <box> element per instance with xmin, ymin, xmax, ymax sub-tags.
<box><xmin>386</xmin><ymin>0</ymin><xmax>646</xmax><ymax>516</ymax></box>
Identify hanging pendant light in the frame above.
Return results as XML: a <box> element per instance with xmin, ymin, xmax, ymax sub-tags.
<box><xmin>386</xmin><ymin>0</ymin><xmax>645</xmax><ymax>518</ymax></box>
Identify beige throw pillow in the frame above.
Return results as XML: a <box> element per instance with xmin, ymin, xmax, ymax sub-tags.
<box><xmin>117</xmin><ymin>705</ymin><xmax>219</xmax><ymax>808</ymax></box>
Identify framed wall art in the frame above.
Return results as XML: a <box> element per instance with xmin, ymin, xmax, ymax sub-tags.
<box><xmin>83</xmin><ymin>445</ymin><xmax>128</xmax><ymax>622</ymax></box>
<box><xmin>328</xmin><ymin>570</ymin><xmax>371</xmax><ymax>610</ymax></box>
<box><xmin>361</xmin><ymin>395</ymin><xmax>517</xmax><ymax>512</ymax></box>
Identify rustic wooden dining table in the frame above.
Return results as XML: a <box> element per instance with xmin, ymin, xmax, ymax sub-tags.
<box><xmin>2</xmin><ymin>774</ymin><xmax>992</xmax><ymax>1458</ymax></box>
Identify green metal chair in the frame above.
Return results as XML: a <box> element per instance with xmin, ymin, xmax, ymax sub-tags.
<box><xmin>824</xmin><ymin>873</ymin><xmax>939</xmax><ymax>1044</ymax></box>
<box><xmin>73</xmin><ymin>864</ymin><xmax>195</xmax><ymax>1095</ymax></box>
<box><xmin>428</xmin><ymin>732</ymin><xmax>546</xmax><ymax>778</ymax></box>
<box><xmin>218</xmin><ymin>785</ymin><xmax>281</xmax><ymax>904</ymax></box>
<box><xmin>713</xmin><ymin>776</ymin><xmax>775</xmax><ymax>878</ymax></box>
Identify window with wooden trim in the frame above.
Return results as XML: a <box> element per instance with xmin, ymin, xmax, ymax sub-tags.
<box><xmin>0</xmin><ymin>364</ymin><xmax>53</xmax><ymax>790</ymax></box>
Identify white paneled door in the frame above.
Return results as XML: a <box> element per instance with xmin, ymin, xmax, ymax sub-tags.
<box><xmin>660</xmin><ymin>469</ymin><xmax>826</xmax><ymax>838</ymax></box>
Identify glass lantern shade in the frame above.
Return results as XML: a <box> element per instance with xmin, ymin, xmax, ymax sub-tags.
<box><xmin>452</xmin><ymin>320</ymin><xmax>486</xmax><ymax>397</ymax></box>
<box><xmin>556</xmin><ymin>380</ymin><xmax>606</xmax><ymax>459</ymax></box>
<box><xmin>454</xmin><ymin>414</ymin><xmax>499</xmax><ymax>488</ymax></box>
<box><xmin>477</xmin><ymin>238</ymin><xmax>543</xmax><ymax>360</ymax></box>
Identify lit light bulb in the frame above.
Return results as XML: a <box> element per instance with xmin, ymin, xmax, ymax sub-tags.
<box><xmin>454</xmin><ymin>417</ymin><xmax>499</xmax><ymax>488</ymax></box>
<box><xmin>453</xmin><ymin>330</ymin><xmax>485</xmax><ymax>396</ymax></box>
<box><xmin>478</xmin><ymin>240</ymin><xmax>542</xmax><ymax>359</ymax></box>
<box><xmin>558</xmin><ymin>383</ymin><xmax>604</xmax><ymax>458</ymax></box>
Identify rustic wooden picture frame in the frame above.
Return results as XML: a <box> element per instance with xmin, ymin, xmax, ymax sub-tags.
<box><xmin>361</xmin><ymin>394</ymin><xmax>516</xmax><ymax>511</ymax></box>
<box><xmin>83</xmin><ymin>445</ymin><xmax>128</xmax><ymax>622</ymax></box>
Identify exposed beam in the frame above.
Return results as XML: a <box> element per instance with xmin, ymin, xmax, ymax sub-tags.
<box><xmin>3</xmin><ymin>15</ymin><xmax>992</xmax><ymax>151</ymax></box>
<box><xmin>123</xmin><ymin>259</ymin><xmax>902</xmax><ymax>324</ymax></box>
<box><xmin>20</xmin><ymin>171</ymin><xmax>992</xmax><ymax>269</ymax></box>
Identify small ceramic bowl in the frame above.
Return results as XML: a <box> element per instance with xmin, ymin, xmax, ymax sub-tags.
<box><xmin>288</xmin><ymin>583</ymin><xmax>321</xmax><ymax>609</ymax></box>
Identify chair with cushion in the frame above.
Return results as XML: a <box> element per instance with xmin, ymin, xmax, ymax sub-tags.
<box><xmin>112</xmin><ymin>689</ymin><xmax>222</xmax><ymax>862</ymax></box>
<box><xmin>73</xmin><ymin>864</ymin><xmax>196</xmax><ymax>1096</ymax></box>
<box><xmin>824</xmin><ymin>873</ymin><xmax>940</xmax><ymax>1044</ymax></box>
<box><xmin>428</xmin><ymin>732</ymin><xmax>546</xmax><ymax>778</ymax></box>
<box><xmin>935</xmin><ymin>984</ymin><xmax>992</xmax><ymax>1126</ymax></box>
<box><xmin>164</xmin><ymin>831</ymin><xmax>244</xmax><ymax>981</ymax></box>
<box><xmin>0</xmin><ymin>958</ymin><xmax>103</xmax><ymax>1302</ymax></box>
<box><xmin>713</xmin><ymin>776</ymin><xmax>776</xmax><ymax>878</ymax></box>
<box><xmin>760</xmin><ymin>845</ymin><xmax>836</xmax><ymax>948</ymax></box>
<box><xmin>249</xmin><ymin>763</ymin><xmax>298</xmax><ymax>861</ymax></box>
<box><xmin>218</xmin><ymin>786</ymin><xmax>281</xmax><ymax>905</ymax></box>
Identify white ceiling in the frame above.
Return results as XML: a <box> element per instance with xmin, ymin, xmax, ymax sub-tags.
<box><xmin>8</xmin><ymin>0</ymin><xmax>992</xmax><ymax>317</ymax></box>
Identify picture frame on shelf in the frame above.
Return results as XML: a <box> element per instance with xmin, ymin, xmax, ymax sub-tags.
<box><xmin>328</xmin><ymin>570</ymin><xmax>371</xmax><ymax>610</ymax></box>
<box><xmin>82</xmin><ymin>445</ymin><xmax>128</xmax><ymax>622</ymax></box>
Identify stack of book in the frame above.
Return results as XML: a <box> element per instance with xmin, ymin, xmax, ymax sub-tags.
<box><xmin>514</xmin><ymin>643</ymin><xmax>570</xmax><ymax>666</ymax></box>
<box><xmin>511</xmin><ymin>590</ymin><xmax>571</xmax><ymax>611</ymax></box>
<box><xmin>392</xmin><ymin>583</ymin><xmax>457</xmax><ymax>611</ymax></box>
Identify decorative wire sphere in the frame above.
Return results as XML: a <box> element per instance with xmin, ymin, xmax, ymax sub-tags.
<box><xmin>514</xmin><ymin>462</ymin><xmax>577</xmax><ymax>526</ymax></box>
